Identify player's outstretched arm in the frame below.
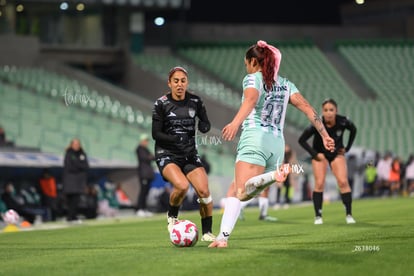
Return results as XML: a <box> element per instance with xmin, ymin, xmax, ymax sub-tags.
<box><xmin>290</xmin><ymin>93</ymin><xmax>335</xmax><ymax>152</ymax></box>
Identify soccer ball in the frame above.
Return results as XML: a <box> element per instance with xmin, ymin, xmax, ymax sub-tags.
<box><xmin>169</xmin><ymin>219</ymin><xmax>199</xmax><ymax>247</ymax></box>
<box><xmin>2</xmin><ymin>209</ymin><xmax>20</xmax><ymax>225</ymax></box>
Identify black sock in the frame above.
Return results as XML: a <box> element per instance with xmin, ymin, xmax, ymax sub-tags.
<box><xmin>167</xmin><ymin>204</ymin><xmax>180</xmax><ymax>218</ymax></box>
<box><xmin>313</xmin><ymin>191</ymin><xmax>323</xmax><ymax>217</ymax></box>
<box><xmin>201</xmin><ymin>216</ymin><xmax>213</xmax><ymax>234</ymax></box>
<box><xmin>341</xmin><ymin>192</ymin><xmax>352</xmax><ymax>216</ymax></box>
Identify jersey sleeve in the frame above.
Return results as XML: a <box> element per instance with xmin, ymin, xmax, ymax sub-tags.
<box><xmin>196</xmin><ymin>96</ymin><xmax>211</xmax><ymax>133</ymax></box>
<box><xmin>152</xmin><ymin>99</ymin><xmax>178</xmax><ymax>144</ymax></box>
<box><xmin>344</xmin><ymin>117</ymin><xmax>357</xmax><ymax>152</ymax></box>
<box><xmin>298</xmin><ymin>125</ymin><xmax>319</xmax><ymax>159</ymax></box>
<box><xmin>287</xmin><ymin>80</ymin><xmax>300</xmax><ymax>96</ymax></box>
<box><xmin>242</xmin><ymin>73</ymin><xmax>262</xmax><ymax>94</ymax></box>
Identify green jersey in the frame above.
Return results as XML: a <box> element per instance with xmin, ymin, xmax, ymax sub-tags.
<box><xmin>241</xmin><ymin>72</ymin><xmax>299</xmax><ymax>137</ymax></box>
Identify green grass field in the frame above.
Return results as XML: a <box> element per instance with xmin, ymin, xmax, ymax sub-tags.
<box><xmin>1</xmin><ymin>197</ymin><xmax>413</xmax><ymax>276</ymax></box>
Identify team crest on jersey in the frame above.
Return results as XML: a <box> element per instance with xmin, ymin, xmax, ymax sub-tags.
<box><xmin>188</xmin><ymin>108</ymin><xmax>195</xmax><ymax>118</ymax></box>
<box><xmin>336</xmin><ymin>129</ymin><xmax>343</xmax><ymax>136</ymax></box>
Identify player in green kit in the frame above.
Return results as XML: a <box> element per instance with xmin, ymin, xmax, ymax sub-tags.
<box><xmin>209</xmin><ymin>40</ymin><xmax>335</xmax><ymax>248</ymax></box>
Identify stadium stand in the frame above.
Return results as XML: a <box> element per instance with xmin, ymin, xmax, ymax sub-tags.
<box><xmin>133</xmin><ymin>53</ymin><xmax>240</xmax><ymax>109</ymax></box>
<box><xmin>0</xmin><ymin>66</ymin><xmax>149</xmax><ymax>163</ymax></box>
<box><xmin>337</xmin><ymin>40</ymin><xmax>414</xmax><ymax>158</ymax></box>
<box><xmin>0</xmin><ymin>65</ymin><xmax>236</xmax><ymax>177</ymax></box>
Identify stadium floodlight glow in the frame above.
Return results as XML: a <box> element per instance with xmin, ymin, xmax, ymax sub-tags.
<box><xmin>154</xmin><ymin>16</ymin><xmax>165</xmax><ymax>26</ymax></box>
<box><xmin>60</xmin><ymin>2</ymin><xmax>69</xmax><ymax>10</ymax></box>
<box><xmin>76</xmin><ymin>2</ymin><xmax>85</xmax><ymax>11</ymax></box>
<box><xmin>356</xmin><ymin>0</ymin><xmax>364</xmax><ymax>4</ymax></box>
<box><xmin>16</xmin><ymin>4</ymin><xmax>24</xmax><ymax>12</ymax></box>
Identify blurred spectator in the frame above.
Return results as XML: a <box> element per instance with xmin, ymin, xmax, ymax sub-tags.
<box><xmin>375</xmin><ymin>151</ymin><xmax>392</xmax><ymax>196</ymax></box>
<box><xmin>0</xmin><ymin>125</ymin><xmax>5</xmax><ymax>144</ymax></box>
<box><xmin>20</xmin><ymin>185</ymin><xmax>42</xmax><ymax>208</ymax></box>
<box><xmin>115</xmin><ymin>183</ymin><xmax>133</xmax><ymax>209</ymax></box>
<box><xmin>39</xmin><ymin>169</ymin><xmax>58</xmax><ymax>221</ymax></box>
<box><xmin>301</xmin><ymin>173</ymin><xmax>311</xmax><ymax>201</ymax></box>
<box><xmin>96</xmin><ymin>182</ymin><xmax>118</xmax><ymax>218</ymax></box>
<box><xmin>63</xmin><ymin>138</ymin><xmax>89</xmax><ymax>223</ymax></box>
<box><xmin>0</xmin><ymin>125</ymin><xmax>14</xmax><ymax>147</ymax></box>
<box><xmin>404</xmin><ymin>154</ymin><xmax>414</xmax><ymax>197</ymax></box>
<box><xmin>362</xmin><ymin>161</ymin><xmax>377</xmax><ymax>197</ymax></box>
<box><xmin>274</xmin><ymin>144</ymin><xmax>294</xmax><ymax>209</ymax></box>
<box><xmin>346</xmin><ymin>154</ymin><xmax>358</xmax><ymax>194</ymax></box>
<box><xmin>1</xmin><ymin>182</ymin><xmax>48</xmax><ymax>224</ymax></box>
<box><xmin>135</xmin><ymin>134</ymin><xmax>155</xmax><ymax>218</ymax></box>
<box><xmin>389</xmin><ymin>157</ymin><xmax>401</xmax><ymax>197</ymax></box>
<box><xmin>78</xmin><ymin>185</ymin><xmax>98</xmax><ymax>219</ymax></box>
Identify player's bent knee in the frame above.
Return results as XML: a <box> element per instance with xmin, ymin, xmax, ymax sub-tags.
<box><xmin>197</xmin><ymin>195</ymin><xmax>212</xmax><ymax>205</ymax></box>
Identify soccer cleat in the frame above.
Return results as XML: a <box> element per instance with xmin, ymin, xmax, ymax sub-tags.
<box><xmin>242</xmin><ymin>164</ymin><xmax>290</xmax><ymax>201</ymax></box>
<box><xmin>208</xmin><ymin>239</ymin><xmax>228</xmax><ymax>248</ymax></box>
<box><xmin>346</xmin><ymin>215</ymin><xmax>356</xmax><ymax>224</ymax></box>
<box><xmin>314</xmin><ymin>216</ymin><xmax>323</xmax><ymax>225</ymax></box>
<box><xmin>167</xmin><ymin>216</ymin><xmax>178</xmax><ymax>232</ymax></box>
<box><xmin>259</xmin><ymin>215</ymin><xmax>278</xmax><ymax>222</ymax></box>
<box><xmin>201</xmin><ymin>232</ymin><xmax>216</xmax><ymax>242</ymax></box>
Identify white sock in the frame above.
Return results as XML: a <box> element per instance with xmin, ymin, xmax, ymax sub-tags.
<box><xmin>217</xmin><ymin>197</ymin><xmax>241</xmax><ymax>241</ymax></box>
<box><xmin>258</xmin><ymin>197</ymin><xmax>269</xmax><ymax>217</ymax></box>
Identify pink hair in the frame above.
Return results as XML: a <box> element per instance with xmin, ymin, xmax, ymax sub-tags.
<box><xmin>257</xmin><ymin>40</ymin><xmax>282</xmax><ymax>82</ymax></box>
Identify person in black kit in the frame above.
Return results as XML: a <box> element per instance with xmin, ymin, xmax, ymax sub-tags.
<box><xmin>135</xmin><ymin>134</ymin><xmax>156</xmax><ymax>218</ymax></box>
<box><xmin>298</xmin><ymin>98</ymin><xmax>357</xmax><ymax>225</ymax></box>
<box><xmin>152</xmin><ymin>66</ymin><xmax>215</xmax><ymax>242</ymax></box>
<box><xmin>62</xmin><ymin>138</ymin><xmax>89</xmax><ymax>223</ymax></box>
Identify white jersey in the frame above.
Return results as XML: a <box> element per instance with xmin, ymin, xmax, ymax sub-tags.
<box><xmin>241</xmin><ymin>72</ymin><xmax>299</xmax><ymax>137</ymax></box>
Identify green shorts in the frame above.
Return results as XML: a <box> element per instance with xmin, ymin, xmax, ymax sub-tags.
<box><xmin>236</xmin><ymin>128</ymin><xmax>285</xmax><ymax>173</ymax></box>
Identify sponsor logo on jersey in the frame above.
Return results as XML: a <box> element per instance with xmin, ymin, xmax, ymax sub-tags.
<box><xmin>188</xmin><ymin>108</ymin><xmax>195</xmax><ymax>118</ymax></box>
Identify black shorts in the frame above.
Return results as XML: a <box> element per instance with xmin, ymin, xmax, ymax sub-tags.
<box><xmin>155</xmin><ymin>153</ymin><xmax>204</xmax><ymax>178</ymax></box>
<box><xmin>325</xmin><ymin>153</ymin><xmax>337</xmax><ymax>163</ymax></box>
<box><xmin>313</xmin><ymin>152</ymin><xmax>338</xmax><ymax>163</ymax></box>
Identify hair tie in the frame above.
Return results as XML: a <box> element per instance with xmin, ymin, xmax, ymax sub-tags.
<box><xmin>257</xmin><ymin>40</ymin><xmax>281</xmax><ymax>81</ymax></box>
<box><xmin>257</xmin><ymin>40</ymin><xmax>268</xmax><ymax>48</ymax></box>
